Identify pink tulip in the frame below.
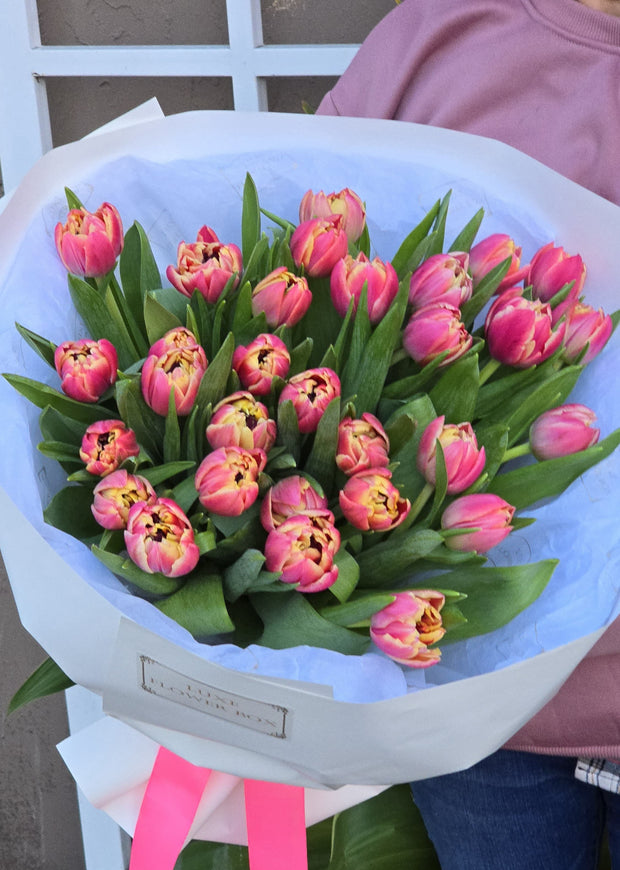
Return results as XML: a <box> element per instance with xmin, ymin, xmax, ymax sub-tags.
<box><xmin>299</xmin><ymin>187</ymin><xmax>366</xmax><ymax>242</ymax></box>
<box><xmin>232</xmin><ymin>333</ymin><xmax>291</xmax><ymax>396</ymax></box>
<box><xmin>166</xmin><ymin>225</ymin><xmax>242</xmax><ymax>303</ymax></box>
<box><xmin>195</xmin><ymin>446</ymin><xmax>267</xmax><ymax>516</ymax></box>
<box><xmin>408</xmin><ymin>252</ymin><xmax>473</xmax><ymax>310</ymax></box>
<box><xmin>417</xmin><ymin>416</ymin><xmax>486</xmax><ymax>495</ymax></box>
<box><xmin>141</xmin><ymin>333</ymin><xmax>208</xmax><ymax>417</ymax></box>
<box><xmin>484</xmin><ymin>287</ymin><xmax>566</xmax><ymax>368</ymax></box>
<box><xmin>124</xmin><ymin>497</ymin><xmax>199</xmax><ymax>578</ymax></box>
<box><xmin>403</xmin><ymin>303</ymin><xmax>472</xmax><ymax>367</ymax></box>
<box><xmin>562</xmin><ymin>301</ymin><xmax>613</xmax><ymax>365</ymax></box>
<box><xmin>290</xmin><ymin>216</ymin><xmax>349</xmax><ymax>278</ymax></box>
<box><xmin>279</xmin><ymin>367</ymin><xmax>341</xmax><ymax>434</ymax></box>
<box><xmin>527</xmin><ymin>241</ymin><xmax>586</xmax><ymax>306</ymax></box>
<box><xmin>529</xmin><ymin>404</ymin><xmax>600</xmax><ymax>461</ymax></box>
<box><xmin>441</xmin><ymin>493</ymin><xmax>515</xmax><ymax>554</ymax></box>
<box><xmin>264</xmin><ymin>514</ymin><xmax>340</xmax><ymax>593</ymax></box>
<box><xmin>251</xmin><ymin>267</ymin><xmax>312</xmax><ymax>328</ymax></box>
<box><xmin>54</xmin><ymin>337</ymin><xmax>118</xmax><ymax>403</ymax></box>
<box><xmin>370</xmin><ymin>590</ymin><xmax>445</xmax><ymax>668</ymax></box>
<box><xmin>148</xmin><ymin>326</ymin><xmax>203</xmax><ymax>357</ymax></box>
<box><xmin>54</xmin><ymin>202</ymin><xmax>124</xmax><ymax>278</ymax></box>
<box><xmin>79</xmin><ymin>419</ymin><xmax>140</xmax><ymax>477</ymax></box>
<box><xmin>469</xmin><ymin>233</ymin><xmax>529</xmax><ymax>293</ymax></box>
<box><xmin>330</xmin><ymin>253</ymin><xmax>399</xmax><ymax>324</ymax></box>
<box><xmin>336</xmin><ymin>413</ymin><xmax>390</xmax><ymax>476</ymax></box>
<box><xmin>206</xmin><ymin>391</ymin><xmax>277</xmax><ymax>452</ymax></box>
<box><xmin>91</xmin><ymin>469</ymin><xmax>157</xmax><ymax>530</ymax></box>
<box><xmin>260</xmin><ymin>475</ymin><xmax>331</xmax><ymax>532</ymax></box>
<box><xmin>339</xmin><ymin>467</ymin><xmax>410</xmax><ymax>532</ymax></box>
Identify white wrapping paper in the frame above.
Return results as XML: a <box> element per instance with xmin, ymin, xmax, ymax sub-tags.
<box><xmin>0</xmin><ymin>113</ymin><xmax>619</xmax><ymax>833</ymax></box>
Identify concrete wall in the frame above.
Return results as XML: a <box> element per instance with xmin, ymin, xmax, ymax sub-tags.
<box><xmin>0</xmin><ymin>2</ymin><xmax>395</xmax><ymax>867</ymax></box>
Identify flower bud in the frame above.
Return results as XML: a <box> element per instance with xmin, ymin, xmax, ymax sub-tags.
<box><xmin>484</xmin><ymin>287</ymin><xmax>565</xmax><ymax>368</ymax></box>
<box><xmin>290</xmin><ymin>216</ymin><xmax>348</xmax><ymax>278</ymax></box>
<box><xmin>91</xmin><ymin>469</ymin><xmax>157</xmax><ymax>530</ymax></box>
<box><xmin>148</xmin><ymin>326</ymin><xmax>203</xmax><ymax>357</ymax></box>
<box><xmin>125</xmin><ymin>498</ymin><xmax>199</xmax><ymax>578</ymax></box>
<box><xmin>54</xmin><ymin>202</ymin><xmax>123</xmax><ymax>278</ymax></box>
<box><xmin>339</xmin><ymin>467</ymin><xmax>410</xmax><ymax>531</ymax></box>
<box><xmin>330</xmin><ymin>253</ymin><xmax>399</xmax><ymax>324</ymax></box>
<box><xmin>79</xmin><ymin>419</ymin><xmax>140</xmax><ymax>477</ymax></box>
<box><xmin>166</xmin><ymin>225</ymin><xmax>242</xmax><ymax>303</ymax></box>
<box><xmin>336</xmin><ymin>413</ymin><xmax>390</xmax><ymax>476</ymax></box>
<box><xmin>264</xmin><ymin>514</ymin><xmax>340</xmax><ymax>593</ymax></box>
<box><xmin>251</xmin><ymin>267</ymin><xmax>312</xmax><ymax>328</ymax></box>
<box><xmin>232</xmin><ymin>333</ymin><xmax>291</xmax><ymax>396</ymax></box>
<box><xmin>529</xmin><ymin>404</ymin><xmax>600</xmax><ymax>461</ymax></box>
<box><xmin>54</xmin><ymin>337</ymin><xmax>118</xmax><ymax>403</ymax></box>
<box><xmin>528</xmin><ymin>242</ymin><xmax>586</xmax><ymax>305</ymax></box>
<box><xmin>562</xmin><ymin>301</ymin><xmax>613</xmax><ymax>365</ymax></box>
<box><xmin>279</xmin><ymin>367</ymin><xmax>341</xmax><ymax>434</ymax></box>
<box><xmin>299</xmin><ymin>187</ymin><xmax>366</xmax><ymax>242</ymax></box>
<box><xmin>417</xmin><ymin>416</ymin><xmax>486</xmax><ymax>495</ymax></box>
<box><xmin>195</xmin><ymin>446</ymin><xmax>267</xmax><ymax>516</ymax></box>
<box><xmin>441</xmin><ymin>493</ymin><xmax>515</xmax><ymax>554</ymax></box>
<box><xmin>206</xmin><ymin>391</ymin><xmax>277</xmax><ymax>452</ymax></box>
<box><xmin>370</xmin><ymin>590</ymin><xmax>445</xmax><ymax>668</ymax></box>
<box><xmin>469</xmin><ymin>233</ymin><xmax>528</xmax><ymax>293</ymax></box>
<box><xmin>141</xmin><ymin>331</ymin><xmax>208</xmax><ymax>417</ymax></box>
<box><xmin>408</xmin><ymin>252</ymin><xmax>473</xmax><ymax>310</ymax></box>
<box><xmin>260</xmin><ymin>475</ymin><xmax>331</xmax><ymax>532</ymax></box>
<box><xmin>403</xmin><ymin>303</ymin><xmax>472</xmax><ymax>367</ymax></box>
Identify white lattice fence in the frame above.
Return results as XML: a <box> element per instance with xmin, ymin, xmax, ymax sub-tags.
<box><xmin>0</xmin><ymin>0</ymin><xmax>359</xmax><ymax>194</ymax></box>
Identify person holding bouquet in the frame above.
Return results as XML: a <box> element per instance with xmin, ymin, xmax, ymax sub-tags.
<box><xmin>317</xmin><ymin>0</ymin><xmax>620</xmax><ymax>867</ymax></box>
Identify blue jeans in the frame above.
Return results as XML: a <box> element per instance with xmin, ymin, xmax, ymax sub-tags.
<box><xmin>410</xmin><ymin>750</ymin><xmax>620</xmax><ymax>869</ymax></box>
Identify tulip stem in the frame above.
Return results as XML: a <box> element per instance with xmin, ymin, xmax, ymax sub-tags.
<box><xmin>502</xmin><ymin>442</ymin><xmax>531</xmax><ymax>463</ymax></box>
<box><xmin>478</xmin><ymin>358</ymin><xmax>501</xmax><ymax>386</ymax></box>
<box><xmin>398</xmin><ymin>482</ymin><xmax>434</xmax><ymax>532</ymax></box>
<box><xmin>390</xmin><ymin>347</ymin><xmax>409</xmax><ymax>367</ymax></box>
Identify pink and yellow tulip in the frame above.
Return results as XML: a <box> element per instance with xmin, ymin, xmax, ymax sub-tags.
<box><xmin>403</xmin><ymin>303</ymin><xmax>472</xmax><ymax>367</ymax></box>
<box><xmin>441</xmin><ymin>493</ymin><xmax>515</xmax><ymax>554</ymax></box>
<box><xmin>141</xmin><ymin>332</ymin><xmax>207</xmax><ymax>417</ymax></box>
<box><xmin>469</xmin><ymin>233</ymin><xmax>528</xmax><ymax>293</ymax></box>
<box><xmin>562</xmin><ymin>301</ymin><xmax>613</xmax><ymax>365</ymax></box>
<box><xmin>91</xmin><ymin>469</ymin><xmax>157</xmax><ymax>530</ymax></box>
<box><xmin>251</xmin><ymin>267</ymin><xmax>312</xmax><ymax>328</ymax></box>
<box><xmin>54</xmin><ymin>202</ymin><xmax>124</xmax><ymax>278</ymax></box>
<box><xmin>79</xmin><ymin>419</ymin><xmax>140</xmax><ymax>477</ymax></box>
<box><xmin>336</xmin><ymin>413</ymin><xmax>390</xmax><ymax>476</ymax></box>
<box><xmin>166</xmin><ymin>225</ymin><xmax>242</xmax><ymax>303</ymax></box>
<box><xmin>54</xmin><ymin>337</ymin><xmax>118</xmax><ymax>403</ymax></box>
<box><xmin>408</xmin><ymin>252</ymin><xmax>473</xmax><ymax>310</ymax></box>
<box><xmin>417</xmin><ymin>416</ymin><xmax>486</xmax><ymax>495</ymax></box>
<box><xmin>339</xmin><ymin>467</ymin><xmax>410</xmax><ymax>531</ymax></box>
<box><xmin>232</xmin><ymin>333</ymin><xmax>291</xmax><ymax>396</ymax></box>
<box><xmin>290</xmin><ymin>216</ymin><xmax>348</xmax><ymax>278</ymax></box>
<box><xmin>330</xmin><ymin>252</ymin><xmax>399</xmax><ymax>324</ymax></box>
<box><xmin>260</xmin><ymin>475</ymin><xmax>331</xmax><ymax>532</ymax></box>
<box><xmin>529</xmin><ymin>404</ymin><xmax>600</xmax><ymax>461</ymax></box>
<box><xmin>299</xmin><ymin>187</ymin><xmax>366</xmax><ymax>242</ymax></box>
<box><xmin>206</xmin><ymin>391</ymin><xmax>277</xmax><ymax>452</ymax></box>
<box><xmin>279</xmin><ymin>367</ymin><xmax>341</xmax><ymax>434</ymax></box>
<box><xmin>124</xmin><ymin>498</ymin><xmax>199</xmax><ymax>578</ymax></box>
<box><xmin>370</xmin><ymin>590</ymin><xmax>446</xmax><ymax>668</ymax></box>
<box><xmin>195</xmin><ymin>446</ymin><xmax>267</xmax><ymax>516</ymax></box>
<box><xmin>264</xmin><ymin>514</ymin><xmax>340</xmax><ymax>593</ymax></box>
<box><xmin>484</xmin><ymin>287</ymin><xmax>565</xmax><ymax>368</ymax></box>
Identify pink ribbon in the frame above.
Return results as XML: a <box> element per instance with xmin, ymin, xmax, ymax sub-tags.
<box><xmin>130</xmin><ymin>747</ymin><xmax>308</xmax><ymax>870</ymax></box>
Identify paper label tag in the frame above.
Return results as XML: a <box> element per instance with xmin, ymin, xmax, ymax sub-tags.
<box><xmin>139</xmin><ymin>655</ymin><xmax>289</xmax><ymax>738</ymax></box>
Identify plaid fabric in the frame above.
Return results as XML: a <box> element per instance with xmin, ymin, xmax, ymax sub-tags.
<box><xmin>574</xmin><ymin>758</ymin><xmax>620</xmax><ymax>794</ymax></box>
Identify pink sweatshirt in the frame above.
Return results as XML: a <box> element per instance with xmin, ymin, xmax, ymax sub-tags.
<box><xmin>318</xmin><ymin>0</ymin><xmax>620</xmax><ymax>758</ymax></box>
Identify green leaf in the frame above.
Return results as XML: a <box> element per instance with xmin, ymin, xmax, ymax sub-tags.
<box><xmin>64</xmin><ymin>186</ymin><xmax>85</xmax><ymax>210</ymax></box>
<box><xmin>164</xmin><ymin>389</ymin><xmax>181</xmax><ymax>464</ymax></box>
<box><xmin>241</xmin><ymin>173</ymin><xmax>261</xmax><ymax>264</ymax></box>
<box><xmin>461</xmin><ymin>258</ymin><xmax>511</xmax><ymax>326</ymax></box>
<box><xmin>429</xmin><ymin>353</ymin><xmax>480</xmax><ymax>423</ymax></box>
<box><xmin>38</xmin><ymin>405</ymin><xmax>86</xmax><ymax>445</ymax></box>
<box><xmin>15</xmin><ymin>323</ymin><xmax>57</xmax><ymax>368</ymax></box>
<box><xmin>439</xmin><ymin>560</ymin><xmax>557</xmax><ymax>643</ymax></box>
<box><xmin>276</xmin><ymin>399</ymin><xmax>301</xmax><ymax>463</ymax></box>
<box><xmin>431</xmin><ymin>190</ymin><xmax>451</xmax><ymax>252</ymax></box>
<box><xmin>449</xmin><ymin>208</ymin><xmax>485</xmax><ymax>253</ymax></box>
<box><xmin>223</xmin><ymin>549</ymin><xmax>281</xmax><ymax>602</ymax></box>
<box><xmin>253</xmin><ymin>592</ymin><xmax>370</xmax><ymax>655</ymax></box>
<box><xmin>320</xmin><ymin>592</ymin><xmax>395</xmax><ymax>627</ymax></box>
<box><xmin>120</xmin><ymin>220</ymin><xmax>162</xmax><ymax>338</ymax></box>
<box><xmin>391</xmin><ymin>200</ymin><xmax>440</xmax><ymax>278</ymax></box>
<box><xmin>155</xmin><ymin>571</ymin><xmax>235</xmax><ymax>639</ymax></box>
<box><xmin>144</xmin><ymin>290</ymin><xmax>184</xmax><ymax>345</ymax></box>
<box><xmin>174</xmin><ymin>841</ymin><xmax>249</xmax><ymax>870</ymax></box>
<box><xmin>195</xmin><ymin>332</ymin><xmax>235</xmax><ymax>424</ymax></box>
<box><xmin>139</xmin><ymin>461</ymin><xmax>196</xmax><ymax>487</ymax></box>
<box><xmin>43</xmin><ymin>485</ymin><xmax>100</xmax><ymax>539</ymax></box>
<box><xmin>8</xmin><ymin>657</ymin><xmax>74</xmax><ymax>715</ymax></box>
<box><xmin>327</xmin><ymin>547</ymin><xmax>361</xmax><ymax>603</ymax></box>
<box><xmin>115</xmin><ymin>377</ymin><xmax>164</xmax><ymax>461</ymax></box>
<box><xmin>303</xmin><ymin>397</ymin><xmax>341</xmax><ymax>495</ymax></box>
<box><xmin>37</xmin><ymin>439</ymin><xmax>82</xmax><ymax>465</ymax></box>
<box><xmin>3</xmin><ymin>374</ymin><xmax>110</xmax><ymax>424</ymax></box>
<box><xmin>356</xmin><ymin>529</ymin><xmax>444</xmax><ymax>588</ymax></box>
<box><xmin>92</xmin><ymin>545</ymin><xmax>183</xmax><ymax>595</ymax></box>
<box><xmin>67</xmin><ymin>274</ymin><xmax>136</xmax><ymax>369</ymax></box>
<box><xmin>501</xmin><ymin>366</ymin><xmax>581</xmax><ymax>446</ymax></box>
<box><xmin>488</xmin><ymin>428</ymin><xmax>620</xmax><ymax>509</ymax></box>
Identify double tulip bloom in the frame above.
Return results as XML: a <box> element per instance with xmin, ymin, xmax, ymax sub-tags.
<box><xmin>335</xmin><ymin>413</ymin><xmax>390</xmax><ymax>477</ymax></box>
<box><xmin>417</xmin><ymin>416</ymin><xmax>486</xmax><ymax>495</ymax></box>
<box><xmin>79</xmin><ymin>419</ymin><xmax>140</xmax><ymax>477</ymax></box>
<box><xmin>166</xmin><ymin>225</ymin><xmax>243</xmax><ymax>304</ymax></box>
<box><xmin>370</xmin><ymin>590</ymin><xmax>446</xmax><ymax>668</ymax></box>
<box><xmin>54</xmin><ymin>202</ymin><xmax>124</xmax><ymax>278</ymax></box>
<box><xmin>279</xmin><ymin>367</ymin><xmax>341</xmax><ymax>434</ymax></box>
<box><xmin>484</xmin><ymin>287</ymin><xmax>565</xmax><ymax>368</ymax></box>
<box><xmin>91</xmin><ymin>469</ymin><xmax>157</xmax><ymax>530</ymax></box>
<box><xmin>195</xmin><ymin>446</ymin><xmax>267</xmax><ymax>516</ymax></box>
<box><xmin>441</xmin><ymin>493</ymin><xmax>515</xmax><ymax>554</ymax></box>
<box><xmin>251</xmin><ymin>267</ymin><xmax>312</xmax><ymax>329</ymax></box>
<box><xmin>469</xmin><ymin>233</ymin><xmax>529</xmax><ymax>293</ymax></box>
<box><xmin>260</xmin><ymin>475</ymin><xmax>330</xmax><ymax>532</ymax></box>
<box><xmin>54</xmin><ymin>337</ymin><xmax>118</xmax><ymax>403</ymax></box>
<box><xmin>562</xmin><ymin>301</ymin><xmax>612</xmax><ymax>365</ymax></box>
<box><xmin>403</xmin><ymin>303</ymin><xmax>472</xmax><ymax>368</ymax></box>
<box><xmin>232</xmin><ymin>333</ymin><xmax>291</xmax><ymax>396</ymax></box>
<box><xmin>330</xmin><ymin>253</ymin><xmax>399</xmax><ymax>324</ymax></box>
<box><xmin>339</xmin><ymin>467</ymin><xmax>410</xmax><ymax>532</ymax></box>
<box><xmin>528</xmin><ymin>242</ymin><xmax>586</xmax><ymax>309</ymax></box>
<box><xmin>298</xmin><ymin>187</ymin><xmax>366</xmax><ymax>243</ymax></box>
<box><xmin>264</xmin><ymin>514</ymin><xmax>340</xmax><ymax>593</ymax></box>
<box><xmin>124</xmin><ymin>498</ymin><xmax>199</xmax><ymax>578</ymax></box>
<box><xmin>206</xmin><ymin>391</ymin><xmax>276</xmax><ymax>452</ymax></box>
<box><xmin>408</xmin><ymin>252</ymin><xmax>473</xmax><ymax>310</ymax></box>
<box><xmin>141</xmin><ymin>328</ymin><xmax>208</xmax><ymax>417</ymax></box>
<box><xmin>290</xmin><ymin>215</ymin><xmax>348</xmax><ymax>278</ymax></box>
<box><xmin>529</xmin><ymin>404</ymin><xmax>600</xmax><ymax>461</ymax></box>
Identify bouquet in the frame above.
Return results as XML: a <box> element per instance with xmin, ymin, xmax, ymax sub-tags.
<box><xmin>1</xmin><ymin>113</ymin><xmax>619</xmax><ymax>843</ymax></box>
